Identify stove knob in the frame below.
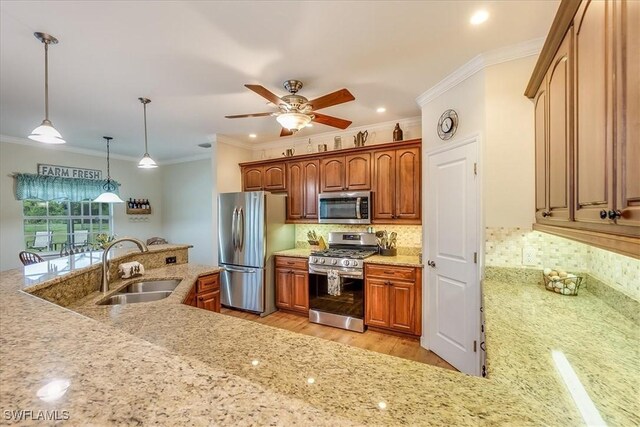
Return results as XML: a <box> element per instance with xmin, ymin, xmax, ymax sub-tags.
<box><xmin>312</xmin><ymin>257</ymin><xmax>318</xmax><ymax>263</ymax></box>
<box><xmin>320</xmin><ymin>259</ymin><xmax>325</xmax><ymax>264</ymax></box>
<box><xmin>331</xmin><ymin>259</ymin><xmax>338</xmax><ymax>265</ymax></box>
<box><xmin>343</xmin><ymin>259</ymin><xmax>350</xmax><ymax>266</ymax></box>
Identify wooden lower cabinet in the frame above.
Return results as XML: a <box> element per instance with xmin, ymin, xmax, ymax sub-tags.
<box><xmin>275</xmin><ymin>256</ymin><xmax>309</xmax><ymax>314</ymax></box>
<box><xmin>364</xmin><ymin>264</ymin><xmax>421</xmax><ymax>336</ymax></box>
<box><xmin>183</xmin><ymin>272</ymin><xmax>221</xmax><ymax>313</ymax></box>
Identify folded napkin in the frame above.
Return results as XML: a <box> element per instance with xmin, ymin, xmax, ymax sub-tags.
<box><xmin>118</xmin><ymin>261</ymin><xmax>145</xmax><ymax>279</ymax></box>
<box><xmin>327</xmin><ymin>269</ymin><xmax>341</xmax><ymax>296</ymax></box>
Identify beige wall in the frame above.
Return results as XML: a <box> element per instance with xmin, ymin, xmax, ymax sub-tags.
<box><xmin>0</xmin><ymin>141</ymin><xmax>164</xmax><ymax>271</ymax></box>
<box><xmin>161</xmin><ymin>158</ymin><xmax>214</xmax><ymax>265</ymax></box>
<box><xmin>484</xmin><ymin>56</ymin><xmax>537</xmax><ymax>229</ymax></box>
<box><xmin>216</xmin><ymin>141</ymin><xmax>251</xmax><ymax>193</ymax></box>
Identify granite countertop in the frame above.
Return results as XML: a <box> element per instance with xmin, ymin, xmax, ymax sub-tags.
<box><xmin>2</xmin><ymin>259</ymin><xmax>638</xmax><ymax>425</ymax></box>
<box><xmin>274</xmin><ymin>248</ymin><xmax>422</xmax><ymax>267</ymax></box>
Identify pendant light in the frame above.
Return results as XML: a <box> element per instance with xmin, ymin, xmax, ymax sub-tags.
<box><xmin>94</xmin><ymin>137</ymin><xmax>124</xmax><ymax>203</ymax></box>
<box><xmin>28</xmin><ymin>32</ymin><xmax>65</xmax><ymax>144</ymax></box>
<box><xmin>138</xmin><ymin>97</ymin><xmax>158</xmax><ymax>168</ymax></box>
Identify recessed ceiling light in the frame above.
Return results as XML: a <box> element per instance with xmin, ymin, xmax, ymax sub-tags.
<box><xmin>470</xmin><ymin>10</ymin><xmax>489</xmax><ymax>25</ymax></box>
<box><xmin>376</xmin><ymin>107</ymin><xmax>386</xmax><ymax>113</ymax></box>
<box><xmin>249</xmin><ymin>134</ymin><xmax>257</xmax><ymax>138</ymax></box>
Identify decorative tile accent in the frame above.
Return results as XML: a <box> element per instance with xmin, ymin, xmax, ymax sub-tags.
<box><xmin>485</xmin><ymin>227</ymin><xmax>640</xmax><ymax>302</ymax></box>
<box><xmin>295</xmin><ymin>224</ymin><xmax>422</xmax><ymax>249</ymax></box>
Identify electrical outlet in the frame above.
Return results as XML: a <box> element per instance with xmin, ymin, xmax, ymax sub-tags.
<box><xmin>522</xmin><ymin>246</ymin><xmax>537</xmax><ymax>266</ymax></box>
<box><xmin>165</xmin><ymin>256</ymin><xmax>177</xmax><ymax>265</ymax></box>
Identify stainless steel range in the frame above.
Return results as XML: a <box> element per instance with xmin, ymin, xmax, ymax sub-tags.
<box><xmin>308</xmin><ymin>232</ymin><xmax>378</xmax><ymax>332</ymax></box>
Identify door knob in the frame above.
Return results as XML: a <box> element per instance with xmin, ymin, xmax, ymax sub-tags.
<box><xmin>608</xmin><ymin>210</ymin><xmax>622</xmax><ymax>220</ymax></box>
<box><xmin>541</xmin><ymin>211</ymin><xmax>551</xmax><ymax>218</ymax></box>
<box><xmin>599</xmin><ymin>209</ymin><xmax>608</xmax><ymax>220</ymax></box>
<box><xmin>427</xmin><ymin>260</ymin><xmax>436</xmax><ymax>268</ymax></box>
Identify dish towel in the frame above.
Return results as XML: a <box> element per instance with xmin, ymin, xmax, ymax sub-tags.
<box><xmin>118</xmin><ymin>261</ymin><xmax>145</xmax><ymax>279</ymax></box>
<box><xmin>327</xmin><ymin>270</ymin><xmax>341</xmax><ymax>296</ymax></box>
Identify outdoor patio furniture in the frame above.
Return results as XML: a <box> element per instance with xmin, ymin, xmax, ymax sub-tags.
<box><xmin>19</xmin><ymin>251</ymin><xmax>44</xmax><ymax>266</ymax></box>
<box><xmin>30</xmin><ymin>231</ymin><xmax>52</xmax><ymax>251</ymax></box>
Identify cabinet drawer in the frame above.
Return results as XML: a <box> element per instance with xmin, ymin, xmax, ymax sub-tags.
<box><xmin>365</xmin><ymin>264</ymin><xmax>416</xmax><ymax>281</ymax></box>
<box><xmin>275</xmin><ymin>256</ymin><xmax>308</xmax><ymax>270</ymax></box>
<box><xmin>197</xmin><ymin>273</ymin><xmax>220</xmax><ymax>294</ymax></box>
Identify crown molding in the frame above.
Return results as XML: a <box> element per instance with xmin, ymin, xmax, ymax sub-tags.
<box><xmin>215</xmin><ymin>134</ymin><xmax>254</xmax><ymax>150</ymax></box>
<box><xmin>159</xmin><ymin>153</ymin><xmax>211</xmax><ymax>166</ymax></box>
<box><xmin>416</xmin><ymin>37</ymin><xmax>544</xmax><ymax>107</ymax></box>
<box><xmin>230</xmin><ymin>116</ymin><xmax>422</xmax><ymax>152</ymax></box>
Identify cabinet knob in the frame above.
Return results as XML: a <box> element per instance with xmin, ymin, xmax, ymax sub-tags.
<box><xmin>427</xmin><ymin>260</ymin><xmax>436</xmax><ymax>268</ymax></box>
<box><xmin>607</xmin><ymin>210</ymin><xmax>622</xmax><ymax>220</ymax></box>
<box><xmin>198</xmin><ymin>296</ymin><xmax>203</xmax><ymax>301</ymax></box>
<box><xmin>599</xmin><ymin>209</ymin><xmax>608</xmax><ymax>220</ymax></box>
<box><xmin>542</xmin><ymin>211</ymin><xmax>551</xmax><ymax>218</ymax></box>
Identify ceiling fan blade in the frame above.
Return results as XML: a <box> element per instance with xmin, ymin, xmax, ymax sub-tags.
<box><xmin>308</xmin><ymin>89</ymin><xmax>355</xmax><ymax>111</ymax></box>
<box><xmin>312</xmin><ymin>113</ymin><xmax>352</xmax><ymax>129</ymax></box>
<box><xmin>245</xmin><ymin>84</ymin><xmax>289</xmax><ymax>108</ymax></box>
<box><xmin>225</xmin><ymin>112</ymin><xmax>274</xmax><ymax>119</ymax></box>
<box><xmin>280</xmin><ymin>127</ymin><xmax>295</xmax><ymax>137</ymax></box>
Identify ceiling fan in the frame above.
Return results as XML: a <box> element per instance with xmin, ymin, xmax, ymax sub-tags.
<box><xmin>225</xmin><ymin>80</ymin><xmax>355</xmax><ymax>137</ymax></box>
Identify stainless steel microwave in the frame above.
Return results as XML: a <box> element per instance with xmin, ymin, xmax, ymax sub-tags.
<box><xmin>318</xmin><ymin>191</ymin><xmax>371</xmax><ymax>224</ymax></box>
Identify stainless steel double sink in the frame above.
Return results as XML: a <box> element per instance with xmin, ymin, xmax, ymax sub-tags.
<box><xmin>99</xmin><ymin>279</ymin><xmax>181</xmax><ymax>305</ymax></box>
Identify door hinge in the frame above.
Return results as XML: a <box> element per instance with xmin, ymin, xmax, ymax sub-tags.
<box><xmin>473</xmin><ymin>340</ymin><xmax>477</xmax><ymax>352</ymax></box>
<box><xmin>473</xmin><ymin>163</ymin><xmax>477</xmax><ymax>175</ymax></box>
<box><xmin>473</xmin><ymin>252</ymin><xmax>477</xmax><ymax>264</ymax></box>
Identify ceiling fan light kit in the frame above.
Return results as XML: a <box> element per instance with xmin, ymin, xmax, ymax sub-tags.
<box><xmin>29</xmin><ymin>32</ymin><xmax>65</xmax><ymax>144</ymax></box>
<box><xmin>226</xmin><ymin>79</ymin><xmax>355</xmax><ymax>137</ymax></box>
<box><xmin>137</xmin><ymin>97</ymin><xmax>158</xmax><ymax>169</ymax></box>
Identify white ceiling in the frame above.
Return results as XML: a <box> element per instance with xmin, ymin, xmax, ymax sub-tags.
<box><xmin>0</xmin><ymin>1</ymin><xmax>558</xmax><ymax>161</ymax></box>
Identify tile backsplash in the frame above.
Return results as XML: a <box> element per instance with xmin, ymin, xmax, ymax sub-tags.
<box><xmin>485</xmin><ymin>227</ymin><xmax>640</xmax><ymax>302</ymax></box>
<box><xmin>295</xmin><ymin>224</ymin><xmax>422</xmax><ymax>255</ymax></box>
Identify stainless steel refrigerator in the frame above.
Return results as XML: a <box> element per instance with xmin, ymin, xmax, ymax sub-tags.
<box><xmin>218</xmin><ymin>191</ymin><xmax>294</xmax><ymax>316</ymax></box>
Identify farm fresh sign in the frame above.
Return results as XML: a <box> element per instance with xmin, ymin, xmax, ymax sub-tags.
<box><xmin>38</xmin><ymin>164</ymin><xmax>102</xmax><ymax>180</ymax></box>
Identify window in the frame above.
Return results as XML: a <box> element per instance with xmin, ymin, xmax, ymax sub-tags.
<box><xmin>23</xmin><ymin>200</ymin><xmax>113</xmax><ymax>254</ymax></box>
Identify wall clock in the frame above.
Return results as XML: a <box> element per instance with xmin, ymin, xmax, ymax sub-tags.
<box><xmin>437</xmin><ymin>109</ymin><xmax>458</xmax><ymax>140</ymax></box>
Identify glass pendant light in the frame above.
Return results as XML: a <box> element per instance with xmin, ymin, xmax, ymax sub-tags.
<box><xmin>138</xmin><ymin>97</ymin><xmax>158</xmax><ymax>168</ymax></box>
<box><xmin>28</xmin><ymin>32</ymin><xmax>65</xmax><ymax>144</ymax></box>
<box><xmin>94</xmin><ymin>137</ymin><xmax>125</xmax><ymax>203</ymax></box>
<box><xmin>276</xmin><ymin>112</ymin><xmax>312</xmax><ymax>132</ymax></box>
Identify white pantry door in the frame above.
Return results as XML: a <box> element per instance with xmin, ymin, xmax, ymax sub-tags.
<box><xmin>426</xmin><ymin>141</ymin><xmax>480</xmax><ymax>375</ymax></box>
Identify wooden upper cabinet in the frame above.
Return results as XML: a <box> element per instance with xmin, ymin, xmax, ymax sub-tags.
<box><xmin>547</xmin><ymin>28</ymin><xmax>573</xmax><ymax>222</ymax></box>
<box><xmin>373</xmin><ymin>146</ymin><xmax>420</xmax><ymax>223</ymax></box>
<box><xmin>574</xmin><ymin>0</ymin><xmax>614</xmax><ymax>223</ymax></box>
<box><xmin>320</xmin><ymin>156</ymin><xmax>345</xmax><ymax>192</ymax></box>
<box><xmin>287</xmin><ymin>160</ymin><xmax>319</xmax><ymax>221</ymax></box>
<box><xmin>243</xmin><ymin>166</ymin><xmax>263</xmax><ymax>191</ymax></box>
<box><xmin>345</xmin><ymin>153</ymin><xmax>371</xmax><ymax>190</ymax></box>
<box><xmin>534</xmin><ymin>82</ymin><xmax>548</xmax><ymax>219</ymax></box>
<box><xmin>321</xmin><ymin>154</ymin><xmax>371</xmax><ymax>192</ymax></box>
<box><xmin>615</xmin><ymin>0</ymin><xmax>640</xmax><ymax>227</ymax></box>
<box><xmin>241</xmin><ymin>163</ymin><xmax>286</xmax><ymax>192</ymax></box>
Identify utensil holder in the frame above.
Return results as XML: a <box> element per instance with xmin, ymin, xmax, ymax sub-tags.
<box><xmin>379</xmin><ymin>248</ymin><xmax>397</xmax><ymax>256</ymax></box>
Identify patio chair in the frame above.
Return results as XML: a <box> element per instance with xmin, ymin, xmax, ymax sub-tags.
<box><xmin>30</xmin><ymin>231</ymin><xmax>52</xmax><ymax>251</ymax></box>
<box><xmin>19</xmin><ymin>251</ymin><xmax>44</xmax><ymax>266</ymax></box>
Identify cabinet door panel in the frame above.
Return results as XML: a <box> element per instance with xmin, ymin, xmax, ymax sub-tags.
<box><xmin>389</xmin><ymin>281</ymin><xmax>415</xmax><ymax>333</ymax></box>
<box><xmin>197</xmin><ymin>290</ymin><xmax>221</xmax><ymax>312</ymax></box>
<box><xmin>303</xmin><ymin>160</ymin><xmax>320</xmax><ymax>219</ymax></box>
<box><xmin>395</xmin><ymin>147</ymin><xmax>421</xmax><ymax>220</ymax></box>
<box><xmin>320</xmin><ymin>157</ymin><xmax>346</xmax><ymax>192</ymax></box>
<box><xmin>286</xmin><ymin>162</ymin><xmax>304</xmax><ymax>219</ymax></box>
<box><xmin>243</xmin><ymin>167</ymin><xmax>263</xmax><ymax>191</ymax></box>
<box><xmin>574</xmin><ymin>0</ymin><xmax>613</xmax><ymax>222</ymax></box>
<box><xmin>373</xmin><ymin>150</ymin><xmax>395</xmax><ymax>220</ymax></box>
<box><xmin>291</xmin><ymin>270</ymin><xmax>309</xmax><ymax>313</ymax></box>
<box><xmin>547</xmin><ymin>31</ymin><xmax>572</xmax><ymax>221</ymax></box>
<box><xmin>616</xmin><ymin>0</ymin><xmax>640</xmax><ymax>226</ymax></box>
<box><xmin>534</xmin><ymin>85</ymin><xmax>548</xmax><ymax>217</ymax></box>
<box><xmin>365</xmin><ymin>278</ymin><xmax>389</xmax><ymax>328</ymax></box>
<box><xmin>345</xmin><ymin>153</ymin><xmax>371</xmax><ymax>190</ymax></box>
<box><xmin>264</xmin><ymin>163</ymin><xmax>286</xmax><ymax>191</ymax></box>
<box><xmin>275</xmin><ymin>268</ymin><xmax>292</xmax><ymax>309</ymax></box>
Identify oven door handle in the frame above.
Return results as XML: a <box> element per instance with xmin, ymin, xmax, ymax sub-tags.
<box><xmin>355</xmin><ymin>197</ymin><xmax>361</xmax><ymax>219</ymax></box>
<box><xmin>309</xmin><ymin>266</ymin><xmax>363</xmax><ymax>279</ymax></box>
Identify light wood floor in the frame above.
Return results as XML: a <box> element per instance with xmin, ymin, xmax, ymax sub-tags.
<box><xmin>221</xmin><ymin>308</ymin><xmax>456</xmax><ymax>371</ymax></box>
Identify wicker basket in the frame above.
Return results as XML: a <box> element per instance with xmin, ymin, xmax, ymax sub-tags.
<box><xmin>542</xmin><ymin>270</ymin><xmax>584</xmax><ymax>296</ymax></box>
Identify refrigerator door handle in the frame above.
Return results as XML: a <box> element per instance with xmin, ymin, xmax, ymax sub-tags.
<box><xmin>237</xmin><ymin>207</ymin><xmax>245</xmax><ymax>251</ymax></box>
<box><xmin>231</xmin><ymin>207</ymin><xmax>238</xmax><ymax>250</ymax></box>
<box><xmin>355</xmin><ymin>197</ymin><xmax>362</xmax><ymax>219</ymax></box>
<box><xmin>222</xmin><ymin>266</ymin><xmax>256</xmax><ymax>274</ymax></box>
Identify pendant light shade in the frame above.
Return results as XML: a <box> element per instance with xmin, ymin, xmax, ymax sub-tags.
<box><xmin>276</xmin><ymin>112</ymin><xmax>312</xmax><ymax>132</ymax></box>
<box><xmin>29</xmin><ymin>32</ymin><xmax>65</xmax><ymax>144</ymax></box>
<box><xmin>138</xmin><ymin>97</ymin><xmax>158</xmax><ymax>169</ymax></box>
<box><xmin>94</xmin><ymin>136</ymin><xmax>124</xmax><ymax>204</ymax></box>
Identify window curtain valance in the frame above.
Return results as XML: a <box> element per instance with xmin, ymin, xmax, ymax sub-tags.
<box><xmin>14</xmin><ymin>173</ymin><xmax>121</xmax><ymax>202</ymax></box>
